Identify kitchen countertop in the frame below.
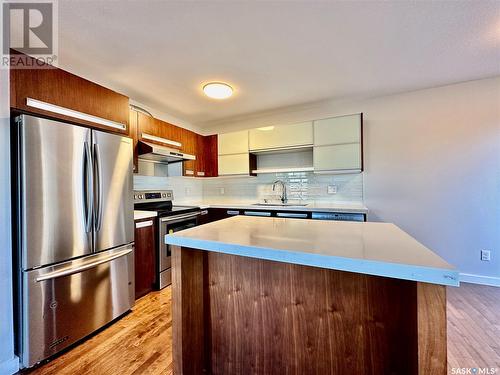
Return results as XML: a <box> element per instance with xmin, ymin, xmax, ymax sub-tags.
<box><xmin>173</xmin><ymin>199</ymin><xmax>368</xmax><ymax>214</ymax></box>
<box><xmin>166</xmin><ymin>215</ymin><xmax>458</xmax><ymax>286</ymax></box>
<box><xmin>134</xmin><ymin>210</ymin><xmax>158</xmax><ymax>221</ymax></box>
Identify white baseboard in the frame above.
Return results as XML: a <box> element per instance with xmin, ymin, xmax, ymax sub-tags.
<box><xmin>460</xmin><ymin>273</ymin><xmax>500</xmax><ymax>287</ymax></box>
<box><xmin>0</xmin><ymin>356</ymin><xmax>19</xmax><ymax>375</ymax></box>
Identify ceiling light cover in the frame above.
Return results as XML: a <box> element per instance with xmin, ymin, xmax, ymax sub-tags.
<box><xmin>203</xmin><ymin>82</ymin><xmax>233</xmax><ymax>99</ymax></box>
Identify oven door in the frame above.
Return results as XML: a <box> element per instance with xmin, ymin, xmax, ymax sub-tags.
<box><xmin>158</xmin><ymin>212</ymin><xmax>199</xmax><ymax>288</ymax></box>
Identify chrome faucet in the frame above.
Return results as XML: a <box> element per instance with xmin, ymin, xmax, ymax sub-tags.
<box><xmin>272</xmin><ymin>180</ymin><xmax>287</xmax><ymax>204</ymax></box>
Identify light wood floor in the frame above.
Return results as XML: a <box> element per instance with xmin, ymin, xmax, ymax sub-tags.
<box><xmin>24</xmin><ymin>283</ymin><xmax>499</xmax><ymax>375</ymax></box>
<box><xmin>447</xmin><ymin>283</ymin><xmax>500</xmax><ymax>371</ymax></box>
<box><xmin>25</xmin><ymin>288</ymin><xmax>173</xmax><ymax>375</ymax></box>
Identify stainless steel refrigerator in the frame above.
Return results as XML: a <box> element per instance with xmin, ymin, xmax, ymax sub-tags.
<box><xmin>13</xmin><ymin>114</ymin><xmax>135</xmax><ymax>368</ymax></box>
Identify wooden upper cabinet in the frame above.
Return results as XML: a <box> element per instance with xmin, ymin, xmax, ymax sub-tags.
<box><xmin>159</xmin><ymin>119</ymin><xmax>183</xmax><ymax>149</ymax></box>
<box><xmin>202</xmin><ymin>135</ymin><xmax>218</xmax><ymax>177</ymax></box>
<box><xmin>129</xmin><ymin>109</ymin><xmax>139</xmax><ymax>173</ymax></box>
<box><xmin>249</xmin><ymin>121</ymin><xmax>313</xmax><ymax>151</ymax></box>
<box><xmin>218</xmin><ymin>130</ymin><xmax>249</xmax><ymax>155</ymax></box>
<box><xmin>182</xmin><ymin>130</ymin><xmax>197</xmax><ymax>176</ymax></box>
<box><xmin>194</xmin><ymin>134</ymin><xmax>206</xmax><ymax>177</ymax></box>
<box><xmin>136</xmin><ymin>112</ymin><xmax>157</xmax><ymax>139</ymax></box>
<box><xmin>181</xmin><ymin>128</ymin><xmax>197</xmax><ymax>155</ymax></box>
<box><xmin>134</xmin><ymin>112</ymin><xmax>205</xmax><ymax>177</ymax></box>
<box><xmin>189</xmin><ymin>134</ymin><xmax>218</xmax><ymax>178</ymax></box>
<box><xmin>10</xmin><ymin>53</ymin><xmax>129</xmax><ymax>134</ymax></box>
<box><xmin>136</xmin><ymin>114</ymin><xmax>183</xmax><ymax>149</ymax></box>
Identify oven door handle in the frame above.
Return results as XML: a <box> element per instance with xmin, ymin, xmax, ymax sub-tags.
<box><xmin>160</xmin><ymin>212</ymin><xmax>200</xmax><ymax>223</ymax></box>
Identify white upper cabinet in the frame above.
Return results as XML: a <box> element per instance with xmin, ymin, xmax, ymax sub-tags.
<box><xmin>313</xmin><ymin>114</ymin><xmax>363</xmax><ymax>173</ymax></box>
<box><xmin>249</xmin><ymin>121</ymin><xmax>313</xmax><ymax>151</ymax></box>
<box><xmin>218</xmin><ymin>130</ymin><xmax>249</xmax><ymax>155</ymax></box>
<box><xmin>218</xmin><ymin>130</ymin><xmax>253</xmax><ymax>175</ymax></box>
<box><xmin>313</xmin><ymin>114</ymin><xmax>361</xmax><ymax>146</ymax></box>
<box><xmin>215</xmin><ymin>114</ymin><xmax>363</xmax><ymax>176</ymax></box>
<box><xmin>313</xmin><ymin>144</ymin><xmax>361</xmax><ymax>172</ymax></box>
<box><xmin>218</xmin><ymin>154</ymin><xmax>251</xmax><ymax>176</ymax></box>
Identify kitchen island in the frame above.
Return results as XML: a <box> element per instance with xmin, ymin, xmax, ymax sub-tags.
<box><xmin>166</xmin><ymin>216</ymin><xmax>458</xmax><ymax>375</ymax></box>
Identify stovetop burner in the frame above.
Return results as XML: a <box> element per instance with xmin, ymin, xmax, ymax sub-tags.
<box><xmin>133</xmin><ymin>190</ymin><xmax>200</xmax><ymax>217</ymax></box>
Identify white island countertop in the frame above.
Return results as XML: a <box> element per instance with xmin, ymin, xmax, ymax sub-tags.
<box><xmin>166</xmin><ymin>215</ymin><xmax>459</xmax><ymax>286</ymax></box>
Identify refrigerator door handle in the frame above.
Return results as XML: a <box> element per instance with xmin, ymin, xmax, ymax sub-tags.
<box><xmin>83</xmin><ymin>141</ymin><xmax>93</xmax><ymax>233</ymax></box>
<box><xmin>35</xmin><ymin>246</ymin><xmax>133</xmax><ymax>282</ymax></box>
<box><xmin>93</xmin><ymin>143</ymin><xmax>103</xmax><ymax>232</ymax></box>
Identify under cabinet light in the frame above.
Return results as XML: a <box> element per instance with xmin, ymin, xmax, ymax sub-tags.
<box><xmin>314</xmin><ymin>169</ymin><xmax>362</xmax><ymax>175</ymax></box>
<box><xmin>141</xmin><ymin>133</ymin><xmax>182</xmax><ymax>148</ymax></box>
<box><xmin>26</xmin><ymin>98</ymin><xmax>126</xmax><ymax>130</ymax></box>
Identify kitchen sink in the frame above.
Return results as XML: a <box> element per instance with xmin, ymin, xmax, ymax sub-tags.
<box><xmin>252</xmin><ymin>202</ymin><xmax>309</xmax><ymax>207</ymax></box>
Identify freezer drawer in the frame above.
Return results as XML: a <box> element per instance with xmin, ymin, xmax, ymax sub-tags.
<box><xmin>19</xmin><ymin>244</ymin><xmax>135</xmax><ymax>368</ymax></box>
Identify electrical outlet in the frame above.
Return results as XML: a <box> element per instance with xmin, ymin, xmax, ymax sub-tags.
<box><xmin>327</xmin><ymin>185</ymin><xmax>337</xmax><ymax>194</ymax></box>
<box><xmin>219</xmin><ymin>187</ymin><xmax>225</xmax><ymax>195</ymax></box>
<box><xmin>481</xmin><ymin>250</ymin><xmax>491</xmax><ymax>261</ymax></box>
<box><xmin>185</xmin><ymin>187</ymin><xmax>191</xmax><ymax>196</ymax></box>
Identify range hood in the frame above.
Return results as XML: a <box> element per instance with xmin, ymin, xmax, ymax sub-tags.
<box><xmin>137</xmin><ymin>141</ymin><xmax>195</xmax><ymax>163</ymax></box>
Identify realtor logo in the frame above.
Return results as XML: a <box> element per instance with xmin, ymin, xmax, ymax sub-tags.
<box><xmin>2</xmin><ymin>0</ymin><xmax>58</xmax><ymax>67</ymax></box>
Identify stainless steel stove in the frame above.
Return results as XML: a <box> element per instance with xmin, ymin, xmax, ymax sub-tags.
<box><xmin>134</xmin><ymin>190</ymin><xmax>200</xmax><ymax>288</ymax></box>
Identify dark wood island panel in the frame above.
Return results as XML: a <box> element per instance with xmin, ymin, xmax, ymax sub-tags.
<box><xmin>172</xmin><ymin>246</ymin><xmax>447</xmax><ymax>375</ymax></box>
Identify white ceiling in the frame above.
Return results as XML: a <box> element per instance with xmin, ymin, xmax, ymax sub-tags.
<box><xmin>57</xmin><ymin>1</ymin><xmax>500</xmax><ymax>128</ymax></box>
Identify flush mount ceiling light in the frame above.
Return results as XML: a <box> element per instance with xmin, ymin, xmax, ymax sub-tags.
<box><xmin>203</xmin><ymin>82</ymin><xmax>233</xmax><ymax>99</ymax></box>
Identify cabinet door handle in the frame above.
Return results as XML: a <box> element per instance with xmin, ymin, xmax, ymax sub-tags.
<box><xmin>276</xmin><ymin>212</ymin><xmax>308</xmax><ymax>219</ymax></box>
<box><xmin>244</xmin><ymin>211</ymin><xmax>271</xmax><ymax>217</ymax></box>
<box><xmin>227</xmin><ymin>210</ymin><xmax>240</xmax><ymax>215</ymax></box>
<box><xmin>136</xmin><ymin>220</ymin><xmax>153</xmax><ymax>228</ymax></box>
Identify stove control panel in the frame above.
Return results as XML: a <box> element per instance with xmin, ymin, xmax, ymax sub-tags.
<box><xmin>134</xmin><ymin>190</ymin><xmax>173</xmax><ymax>203</ymax></box>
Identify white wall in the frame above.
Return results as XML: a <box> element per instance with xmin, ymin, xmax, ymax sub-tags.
<box><xmin>205</xmin><ymin>77</ymin><xmax>500</xmax><ymax>284</ymax></box>
<box><xmin>0</xmin><ymin>41</ymin><xmax>19</xmax><ymax>375</ymax></box>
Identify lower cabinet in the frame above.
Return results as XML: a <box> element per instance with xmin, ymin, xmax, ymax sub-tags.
<box><xmin>198</xmin><ymin>208</ymin><xmax>241</xmax><ymax>225</ymax></box>
<box><xmin>134</xmin><ymin>218</ymin><xmax>157</xmax><ymax>300</ymax></box>
<box><xmin>198</xmin><ymin>208</ymin><xmax>366</xmax><ymax>224</ymax></box>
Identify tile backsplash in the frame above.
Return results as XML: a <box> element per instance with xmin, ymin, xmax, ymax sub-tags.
<box><xmin>203</xmin><ymin>172</ymin><xmax>363</xmax><ymax>202</ymax></box>
<box><xmin>134</xmin><ymin>172</ymin><xmax>363</xmax><ymax>203</ymax></box>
